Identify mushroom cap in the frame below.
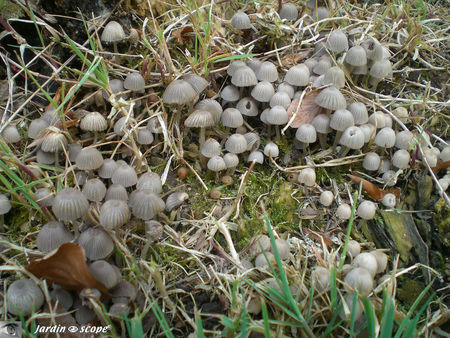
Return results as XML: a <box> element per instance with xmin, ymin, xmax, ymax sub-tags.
<box><xmin>183</xmin><ymin>74</ymin><xmax>209</xmax><ymax>95</ymax></box>
<box><xmin>113</xmin><ymin>116</ymin><xmax>136</xmax><ymax>136</ymax></box>
<box><xmin>207</xmin><ymin>156</ymin><xmax>227</xmax><ymax>172</ymax></box>
<box><xmin>0</xmin><ymin>194</ymin><xmax>12</xmax><ymax>215</ymax></box>
<box><xmin>231</xmin><ymin>11</ymin><xmax>251</xmax><ymax>29</ymax></box>
<box><xmin>295</xmin><ymin>124</ymin><xmax>317</xmax><ymax>144</ymax></box>
<box><xmin>227</xmin><ymin>61</ymin><xmax>247</xmax><ymax>77</ymax></box>
<box><xmin>225</xmin><ymin>134</ymin><xmax>248</xmax><ymax>154</ymax></box>
<box><xmin>279</xmin><ymin>3</ymin><xmax>298</xmax><ymax>21</ymax></box>
<box><xmin>336</xmin><ymin>203</ymin><xmax>352</xmax><ymax>220</ymax></box>
<box><xmin>304</xmin><ymin>58</ymin><xmax>318</xmax><ymax>73</ymax></box>
<box><xmin>236</xmin><ymin>97</ymin><xmax>259</xmax><ymax>116</ymax></box>
<box><xmin>277</xmin><ymin>82</ymin><xmax>295</xmax><ymax>99</ymax></box>
<box><xmin>393</xmin><ymin>107</ymin><xmax>409</xmax><ymax>123</ymax></box>
<box><xmin>370</xmin><ymin>251</ymin><xmax>388</xmax><ymax>274</ymax></box>
<box><xmin>323</xmin><ymin>66</ymin><xmax>345</xmax><ymax>89</ymax></box>
<box><xmin>162</xmin><ymin>80</ymin><xmax>197</xmax><ymax>105</ymax></box>
<box><xmin>267</xmin><ymin>106</ymin><xmax>289</xmax><ymax>125</ymax></box>
<box><xmin>111</xmin><ymin>280</ymin><xmax>137</xmax><ymax>303</ymax></box>
<box><xmin>52</xmin><ymin>188</ymin><xmax>89</xmax><ymax>221</ymax></box>
<box><xmin>243</xmin><ymin>132</ymin><xmax>261</xmax><ymax>151</ymax></box>
<box><xmin>130</xmin><ymin>189</ymin><xmax>165</xmax><ymax>220</ymax></box>
<box><xmin>82</xmin><ymin>178</ymin><xmax>107</xmax><ymax>202</ymax></box>
<box><xmin>41</xmin><ymin>131</ymin><xmax>67</xmax><ymax>152</ymax></box>
<box><xmin>7</xmin><ymin>279</ymin><xmax>44</xmax><ymax>316</ymax></box>
<box><xmin>136</xmin><ymin>128</ymin><xmax>154</xmax><ymax>145</ymax></box>
<box><xmin>312</xmin><ymin>114</ymin><xmax>331</xmax><ymax>134</ymax></box>
<box><xmin>78</xmin><ymin>228</ymin><xmax>114</xmax><ymax>260</ymax></box>
<box><xmin>220</xmin><ymin>85</ymin><xmax>240</xmax><ymax>102</ymax></box>
<box><xmin>345</xmin><ymin>45</ymin><xmax>367</xmax><ymax>66</ymax></box>
<box><xmin>362</xmin><ymin>37</ymin><xmax>382</xmax><ymax>60</ymax></box>
<box><xmin>270</xmin><ymin>91</ymin><xmax>291</xmax><ymax>109</ymax></box>
<box><xmin>185</xmin><ymin>109</ymin><xmax>215</xmax><ymax>128</ymax></box>
<box><xmin>284</xmin><ymin>64</ymin><xmax>310</xmax><ymax>86</ymax></box>
<box><xmin>359</xmin><ymin>123</ymin><xmax>376</xmax><ymax>143</ymax></box>
<box><xmin>251</xmin><ymin>81</ymin><xmax>275</xmax><ymax>102</ymax></box>
<box><xmin>381</xmin><ymin>193</ymin><xmax>396</xmax><ymax>208</ymax></box>
<box><xmin>264</xmin><ymin>142</ymin><xmax>279</xmax><ymax>157</ymax></box>
<box><xmin>353</xmin><ymin>252</ymin><xmax>378</xmax><ymax>277</ymax></box>
<box><xmin>28</xmin><ymin>118</ymin><xmax>49</xmax><ymax>139</ymax></box>
<box><xmin>231</xmin><ymin>66</ymin><xmax>257</xmax><ymax>87</ymax></box>
<box><xmin>221</xmin><ymin>108</ymin><xmax>244</xmax><ymax>128</ymax></box>
<box><xmin>50</xmin><ymin>287</ymin><xmax>73</xmax><ymax>310</ymax></box>
<box><xmin>326</xmin><ymin>29</ymin><xmax>349</xmax><ymax>53</ymax></box>
<box><xmin>111</xmin><ymin>163</ymin><xmax>138</xmax><ymax>187</ymax></box>
<box><xmin>357</xmin><ymin>200</ymin><xmax>377</xmax><ymax>220</ymax></box>
<box><xmin>440</xmin><ymin>147</ymin><xmax>450</xmax><ymax>162</ymax></box>
<box><xmin>347</xmin><ymin>102</ymin><xmax>368</xmax><ymax>125</ymax></box>
<box><xmin>223</xmin><ymin>153</ymin><xmax>239</xmax><ymax>168</ymax></box>
<box><xmin>313</xmin><ymin>58</ymin><xmax>331</xmax><ymax>75</ymax></box>
<box><xmin>314</xmin><ymin>86</ymin><xmax>346</xmax><ymax>110</ymax></box>
<box><xmin>105</xmin><ymin>184</ymin><xmax>128</xmax><ymax>201</ymax></box>
<box><xmin>165</xmin><ymin>192</ymin><xmax>189</xmax><ymax>212</ymax></box>
<box><xmin>195</xmin><ymin>99</ymin><xmax>223</xmax><ymax>123</ymax></box>
<box><xmin>201</xmin><ymin>138</ymin><xmax>222</xmax><ymax>158</ymax></box>
<box><xmin>36</xmin><ymin>221</ymin><xmax>74</xmax><ymax>253</ymax></box>
<box><xmin>100</xmin><ymin>199</ymin><xmax>130</xmax><ymax>229</ymax></box>
<box><xmin>297</xmin><ymin>168</ymin><xmax>316</xmax><ymax>187</ymax></box>
<box><xmin>363</xmin><ymin>152</ymin><xmax>381</xmax><ymax>171</ymax></box>
<box><xmin>374</xmin><ymin>127</ymin><xmax>396</xmax><ymax>148</ymax></box>
<box><xmin>339</xmin><ymin>126</ymin><xmax>364</xmax><ymax>149</ymax></box>
<box><xmin>344</xmin><ymin>267</ymin><xmax>374</xmax><ymax>295</ymax></box>
<box><xmin>98</xmin><ymin>159</ymin><xmax>117</xmax><ymax>179</ymax></box>
<box><xmin>312</xmin><ymin>266</ymin><xmax>330</xmax><ymax>292</ymax></box>
<box><xmin>271</xmin><ymin>238</ymin><xmax>290</xmax><ymax>259</ymax></box>
<box><xmin>124</xmin><ymin>72</ymin><xmax>145</xmax><ymax>92</ymax></box>
<box><xmin>76</xmin><ymin>147</ymin><xmax>104</xmax><ymax>170</ymax></box>
<box><xmin>101</xmin><ymin>21</ymin><xmax>125</xmax><ymax>42</ymax></box>
<box><xmin>247</xmin><ymin>150</ymin><xmax>264</xmax><ymax>164</ymax></box>
<box><xmin>89</xmin><ymin>260</ymin><xmax>120</xmax><ymax>290</ymax></box>
<box><xmin>256</xmin><ymin>61</ymin><xmax>278</xmax><ymax>82</ymax></box>
<box><xmin>80</xmin><ymin>112</ymin><xmax>107</xmax><ymax>132</ymax></box>
<box><xmin>35</xmin><ymin>187</ymin><xmax>54</xmax><ymax>207</ymax></box>
<box><xmin>319</xmin><ymin>190</ymin><xmax>334</xmax><ymax>207</ymax></box>
<box><xmin>370</xmin><ymin>59</ymin><xmax>392</xmax><ymax>79</ymax></box>
<box><xmin>347</xmin><ymin>240</ymin><xmax>361</xmax><ymax>258</ymax></box>
<box><xmin>352</xmin><ymin>63</ymin><xmax>368</xmax><ymax>75</ymax></box>
<box><xmin>246</xmin><ymin>58</ymin><xmax>262</xmax><ymax>73</ymax></box>
<box><xmin>395</xmin><ymin>130</ymin><xmax>414</xmax><ymax>150</ymax></box>
<box><xmin>330</xmin><ymin>109</ymin><xmax>354</xmax><ymax>132</ymax></box>
<box><xmin>392</xmin><ymin>149</ymin><xmax>410</xmax><ymax>169</ymax></box>
<box><xmin>312</xmin><ymin>7</ymin><xmax>330</xmax><ymax>21</ymax></box>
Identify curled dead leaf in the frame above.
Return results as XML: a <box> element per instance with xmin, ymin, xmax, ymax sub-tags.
<box><xmin>286</xmin><ymin>91</ymin><xmax>323</xmax><ymax>128</ymax></box>
<box><xmin>281</xmin><ymin>51</ymin><xmax>310</xmax><ymax>67</ymax></box>
<box><xmin>348</xmin><ymin>174</ymin><xmax>401</xmax><ymax>201</ymax></box>
<box><xmin>26</xmin><ymin>242</ymin><xmax>108</xmax><ymax>295</ymax></box>
<box><xmin>432</xmin><ymin>160</ymin><xmax>450</xmax><ymax>172</ymax></box>
<box><xmin>172</xmin><ymin>26</ymin><xmax>194</xmax><ymax>45</ymax></box>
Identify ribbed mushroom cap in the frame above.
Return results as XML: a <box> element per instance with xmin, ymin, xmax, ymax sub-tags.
<box><xmin>41</xmin><ymin>131</ymin><xmax>67</xmax><ymax>152</ymax></box>
<box><xmin>393</xmin><ymin>107</ymin><xmax>408</xmax><ymax>123</ymax></box>
<box><xmin>330</xmin><ymin>109</ymin><xmax>354</xmax><ymax>132</ymax></box>
<box><xmin>304</xmin><ymin>58</ymin><xmax>318</xmax><ymax>73</ymax></box>
<box><xmin>52</xmin><ymin>188</ymin><xmax>89</xmax><ymax>221</ymax></box>
<box><xmin>279</xmin><ymin>3</ymin><xmax>298</xmax><ymax>21</ymax></box>
<box><xmin>345</xmin><ymin>45</ymin><xmax>367</xmax><ymax>66</ymax></box>
<box><xmin>323</xmin><ymin>66</ymin><xmax>345</xmax><ymax>89</ymax></box>
<box><xmin>227</xmin><ymin>60</ymin><xmax>246</xmax><ymax>77</ymax></box>
<box><xmin>298</xmin><ymin>168</ymin><xmax>316</xmax><ymax>187</ymax></box>
<box><xmin>182</xmin><ymin>75</ymin><xmax>207</xmax><ymax>97</ymax></box>
<box><xmin>231</xmin><ymin>66</ymin><xmax>257</xmax><ymax>87</ymax></box>
<box><xmin>326</xmin><ymin>29</ymin><xmax>348</xmax><ymax>53</ymax></box>
<box><xmin>220</xmin><ymin>85</ymin><xmax>240</xmax><ymax>102</ymax></box>
<box><xmin>347</xmin><ymin>102</ymin><xmax>368</xmax><ymax>125</ymax></box>
<box><xmin>185</xmin><ymin>109</ymin><xmax>215</xmax><ymax>128</ymax></box>
<box><xmin>36</xmin><ymin>221</ymin><xmax>73</xmax><ymax>253</ymax></box>
<box><xmin>75</xmin><ymin>304</ymin><xmax>97</xmax><ymax>325</ymax></box>
<box><xmin>284</xmin><ymin>64</ymin><xmax>310</xmax><ymax>86</ymax></box>
<box><xmin>336</xmin><ymin>203</ymin><xmax>352</xmax><ymax>220</ymax></box>
<box><xmin>357</xmin><ymin>200</ymin><xmax>377</xmax><ymax>220</ymax></box>
<box><xmin>201</xmin><ymin>138</ymin><xmax>221</xmax><ymax>158</ymax></box>
<box><xmin>76</xmin><ymin>147</ymin><xmax>104</xmax><ymax>170</ymax></box>
<box><xmin>362</xmin><ymin>37</ymin><xmax>381</xmax><ymax>60</ymax></box>
<box><xmin>50</xmin><ymin>287</ymin><xmax>73</xmax><ymax>310</ymax></box>
<box><xmin>221</xmin><ymin>108</ymin><xmax>244</xmax><ymax>128</ymax></box>
<box><xmin>360</xmin><ymin>123</ymin><xmax>376</xmax><ymax>143</ymax></box>
<box><xmin>260</xmin><ymin>108</ymin><xmax>270</xmax><ymax>125</ymax></box>
<box><xmin>136</xmin><ymin>172</ymin><xmax>162</xmax><ymax>194</ymax></box>
<box><xmin>111</xmin><ymin>163</ymin><xmax>137</xmax><ymax>187</ymax></box>
<box><xmin>270</xmin><ymin>91</ymin><xmax>291</xmax><ymax>109</ymax></box>
<box><xmin>381</xmin><ymin>193</ymin><xmax>396</xmax><ymax>208</ymax></box>
<box><xmin>315</xmin><ymin>86</ymin><xmax>346</xmax><ymax>110</ymax></box>
<box><xmin>363</xmin><ymin>152</ymin><xmax>381</xmax><ymax>171</ymax></box>
<box><xmin>374</xmin><ymin>127</ymin><xmax>396</xmax><ymax>148</ymax></box>
<box><xmin>370</xmin><ymin>251</ymin><xmax>388</xmax><ymax>274</ymax></box>
<box><xmin>370</xmin><ymin>59</ymin><xmax>392</xmax><ymax>79</ymax></box>
<box><xmin>295</xmin><ymin>124</ymin><xmax>317</xmax><ymax>144</ymax></box>
<box><xmin>344</xmin><ymin>267</ymin><xmax>374</xmax><ymax>295</ymax></box>
<box><xmin>80</xmin><ymin>112</ymin><xmax>107</xmax><ymax>132</ymax></box>
<box><xmin>162</xmin><ymin>80</ymin><xmax>197</xmax><ymax>105</ymax></box>
<box><xmin>225</xmin><ymin>134</ymin><xmax>248</xmax><ymax>154</ymax></box>
<box><xmin>108</xmin><ymin>78</ymin><xmax>126</xmax><ymax>96</ymax></box>
<box><xmin>89</xmin><ymin>260</ymin><xmax>120</xmax><ymax>290</ymax></box>
<box><xmin>236</xmin><ymin>97</ymin><xmax>259</xmax><ymax>116</ymax></box>
<box><xmin>82</xmin><ymin>178</ymin><xmax>106</xmax><ymax>202</ymax></box>
<box><xmin>319</xmin><ymin>190</ymin><xmax>334</xmax><ymax>207</ymax></box>
<box><xmin>195</xmin><ymin>99</ymin><xmax>223</xmax><ymax>123</ymax></box>
<box><xmin>267</xmin><ymin>106</ymin><xmax>289</xmax><ymax>125</ymax></box>
<box><xmin>247</xmin><ymin>150</ymin><xmax>264</xmax><ymax>164</ymax></box>
<box><xmin>111</xmin><ymin>279</ymin><xmax>137</xmax><ymax>304</ymax></box>
<box><xmin>312</xmin><ymin>114</ymin><xmax>331</xmax><ymax>134</ymax></box>
<box><xmin>42</xmin><ymin>107</ymin><xmax>60</xmax><ymax>125</ymax></box>
<box><xmin>392</xmin><ymin>149</ymin><xmax>410</xmax><ymax>169</ymax></box>
<box><xmin>251</xmin><ymin>81</ymin><xmax>275</xmax><ymax>102</ymax></box>
<box><xmin>136</xmin><ymin>128</ymin><xmax>154</xmax><ymax>145</ymax></box>
<box><xmin>223</xmin><ymin>153</ymin><xmax>239</xmax><ymax>168</ymax></box>
<box><xmin>243</xmin><ymin>132</ymin><xmax>260</xmax><ymax>151</ymax></box>
<box><xmin>257</xmin><ymin>61</ymin><xmax>278</xmax><ymax>82</ymax></box>
<box><xmin>395</xmin><ymin>130</ymin><xmax>413</xmax><ymax>149</ymax></box>
<box><xmin>313</xmin><ymin>58</ymin><xmax>331</xmax><ymax>75</ymax></box>
<box><xmin>100</xmin><ymin>199</ymin><xmax>130</xmax><ymax>229</ymax></box>
<box><xmin>165</xmin><ymin>192</ymin><xmax>189</xmax><ymax>212</ymax></box>
<box><xmin>231</xmin><ymin>11</ymin><xmax>251</xmax><ymax>29</ymax></box>
<box><xmin>124</xmin><ymin>72</ymin><xmax>145</xmax><ymax>92</ymax></box>
<box><xmin>339</xmin><ymin>126</ymin><xmax>364</xmax><ymax>149</ymax></box>
<box><xmin>422</xmin><ymin>148</ymin><xmax>438</xmax><ymax>167</ymax></box>
<box><xmin>29</xmin><ymin>118</ymin><xmax>49</xmax><ymax>139</ymax></box>
<box><xmin>98</xmin><ymin>159</ymin><xmax>117</xmax><ymax>179</ymax></box>
<box><xmin>130</xmin><ymin>189</ymin><xmax>165</xmax><ymax>220</ymax></box>
<box><xmin>78</xmin><ymin>227</ymin><xmax>114</xmax><ymax>260</ymax></box>
<box><xmin>264</xmin><ymin>142</ymin><xmax>279</xmax><ymax>157</ymax></box>
<box><xmin>246</xmin><ymin>57</ymin><xmax>261</xmax><ymax>73</ymax></box>
<box><xmin>114</xmin><ymin>116</ymin><xmax>136</xmax><ymax>136</ymax></box>
<box><xmin>277</xmin><ymin>82</ymin><xmax>295</xmax><ymax>99</ymax></box>
<box><xmin>0</xmin><ymin>194</ymin><xmax>11</xmax><ymax>214</ymax></box>
<box><xmin>311</xmin><ymin>74</ymin><xmax>324</xmax><ymax>88</ymax></box>
<box><xmin>101</xmin><ymin>21</ymin><xmax>125</xmax><ymax>42</ymax></box>
<box><xmin>35</xmin><ymin>187</ymin><xmax>54</xmax><ymax>207</ymax></box>
<box><xmin>207</xmin><ymin>156</ymin><xmax>226</xmax><ymax>172</ymax></box>
<box><xmin>312</xmin><ymin>7</ymin><xmax>330</xmax><ymax>21</ymax></box>
<box><xmin>146</xmin><ymin>116</ymin><xmax>163</xmax><ymax>134</ymax></box>
<box><xmin>105</xmin><ymin>184</ymin><xmax>128</xmax><ymax>201</ymax></box>
<box><xmin>6</xmin><ymin>279</ymin><xmax>44</xmax><ymax>316</ymax></box>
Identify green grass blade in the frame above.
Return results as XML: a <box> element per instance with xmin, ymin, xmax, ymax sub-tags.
<box><xmin>362</xmin><ymin>297</ymin><xmax>376</xmax><ymax>338</ymax></box>
<box><xmin>339</xmin><ymin>191</ymin><xmax>359</xmax><ymax>270</ymax></box>
<box><xmin>330</xmin><ymin>267</ymin><xmax>338</xmax><ymax>310</ymax></box>
<box><xmin>349</xmin><ymin>291</ymin><xmax>359</xmax><ymax>337</ymax></box>
<box><xmin>261</xmin><ymin>299</ymin><xmax>271</xmax><ymax>337</ymax></box>
<box><xmin>401</xmin><ymin>292</ymin><xmax>435</xmax><ymax>338</ymax></box>
<box><xmin>196</xmin><ymin>313</ymin><xmax>205</xmax><ymax>338</ymax></box>
<box><xmin>380</xmin><ymin>290</ymin><xmax>395</xmax><ymax>338</ymax></box>
<box><xmin>151</xmin><ymin>302</ymin><xmax>174</xmax><ymax>338</ymax></box>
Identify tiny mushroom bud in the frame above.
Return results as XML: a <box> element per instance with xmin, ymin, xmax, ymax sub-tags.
<box><xmin>344</xmin><ymin>267</ymin><xmax>374</xmax><ymax>295</ymax></box>
<box><xmin>319</xmin><ymin>190</ymin><xmax>334</xmax><ymax>207</ymax></box>
<box><xmin>353</xmin><ymin>252</ymin><xmax>378</xmax><ymax>278</ymax></box>
<box><xmin>357</xmin><ymin>200</ymin><xmax>377</xmax><ymax>220</ymax></box>
<box><xmin>298</xmin><ymin>168</ymin><xmax>316</xmax><ymax>187</ymax></box>
<box><xmin>264</xmin><ymin>142</ymin><xmax>279</xmax><ymax>157</ymax></box>
<box><xmin>336</xmin><ymin>203</ymin><xmax>352</xmax><ymax>220</ymax></box>
<box><xmin>370</xmin><ymin>250</ymin><xmax>388</xmax><ymax>274</ymax></box>
<box><xmin>347</xmin><ymin>240</ymin><xmax>361</xmax><ymax>259</ymax></box>
<box><xmin>312</xmin><ymin>266</ymin><xmax>330</xmax><ymax>292</ymax></box>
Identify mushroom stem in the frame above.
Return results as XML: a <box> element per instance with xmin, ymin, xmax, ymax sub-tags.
<box><xmin>0</xmin><ymin>215</ymin><xmax>4</xmax><ymax>232</ymax></box>
<box><xmin>199</xmin><ymin>128</ymin><xmax>206</xmax><ymax>149</ymax></box>
<box><xmin>340</xmin><ymin>146</ymin><xmax>350</xmax><ymax>157</ymax></box>
<box><xmin>318</xmin><ymin>133</ymin><xmax>328</xmax><ymax>148</ymax></box>
<box><xmin>300</xmin><ymin>142</ymin><xmax>308</xmax><ymax>156</ymax></box>
<box><xmin>333</xmin><ymin>130</ymin><xmax>343</xmax><ymax>149</ymax></box>
<box><xmin>275</xmin><ymin>126</ymin><xmax>281</xmax><ymax>141</ymax></box>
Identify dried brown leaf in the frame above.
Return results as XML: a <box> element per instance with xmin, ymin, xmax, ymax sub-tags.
<box><xmin>349</xmin><ymin>174</ymin><xmax>401</xmax><ymax>201</ymax></box>
<box><xmin>281</xmin><ymin>51</ymin><xmax>310</xmax><ymax>67</ymax></box>
<box><xmin>286</xmin><ymin>91</ymin><xmax>323</xmax><ymax>128</ymax></box>
<box><xmin>172</xmin><ymin>26</ymin><xmax>194</xmax><ymax>45</ymax></box>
